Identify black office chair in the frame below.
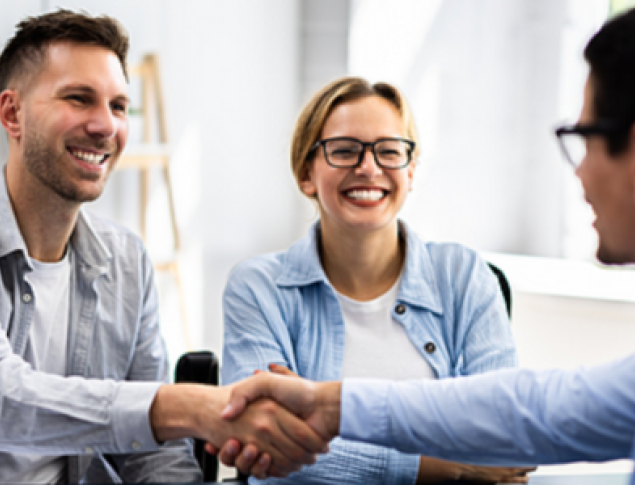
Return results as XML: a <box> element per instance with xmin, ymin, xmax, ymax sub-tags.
<box><xmin>174</xmin><ymin>351</ymin><xmax>220</xmax><ymax>482</ymax></box>
<box><xmin>487</xmin><ymin>262</ymin><xmax>512</xmax><ymax>318</ymax></box>
<box><xmin>174</xmin><ymin>351</ymin><xmax>247</xmax><ymax>483</ymax></box>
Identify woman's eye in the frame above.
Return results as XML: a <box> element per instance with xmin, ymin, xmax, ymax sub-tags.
<box><xmin>67</xmin><ymin>95</ymin><xmax>85</xmax><ymax>103</ymax></box>
<box><xmin>331</xmin><ymin>148</ymin><xmax>358</xmax><ymax>158</ymax></box>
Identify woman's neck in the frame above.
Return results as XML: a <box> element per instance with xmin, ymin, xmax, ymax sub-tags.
<box><xmin>319</xmin><ymin>221</ymin><xmax>405</xmax><ymax>301</ymax></box>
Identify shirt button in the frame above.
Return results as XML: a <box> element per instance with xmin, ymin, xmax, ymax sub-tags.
<box><xmin>425</xmin><ymin>342</ymin><xmax>436</xmax><ymax>353</ymax></box>
<box><xmin>395</xmin><ymin>304</ymin><xmax>406</xmax><ymax>315</ymax></box>
<box><xmin>131</xmin><ymin>441</ymin><xmax>142</xmax><ymax>450</ymax></box>
<box><xmin>84</xmin><ymin>446</ymin><xmax>94</xmax><ymax>454</ymax></box>
<box><xmin>22</xmin><ymin>294</ymin><xmax>32</xmax><ymax>303</ymax></box>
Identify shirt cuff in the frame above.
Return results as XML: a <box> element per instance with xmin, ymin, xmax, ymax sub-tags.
<box><xmin>341</xmin><ymin>378</ymin><xmax>393</xmax><ymax>447</ymax></box>
<box><xmin>111</xmin><ymin>381</ymin><xmax>163</xmax><ymax>453</ymax></box>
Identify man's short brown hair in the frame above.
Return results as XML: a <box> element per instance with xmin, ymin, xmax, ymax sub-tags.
<box><xmin>0</xmin><ymin>9</ymin><xmax>129</xmax><ymax>93</ymax></box>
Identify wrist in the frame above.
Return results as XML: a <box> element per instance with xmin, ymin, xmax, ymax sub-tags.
<box><xmin>316</xmin><ymin>381</ymin><xmax>342</xmax><ymax>439</ymax></box>
<box><xmin>149</xmin><ymin>384</ymin><xmax>206</xmax><ymax>442</ymax></box>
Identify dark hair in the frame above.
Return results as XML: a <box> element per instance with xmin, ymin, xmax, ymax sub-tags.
<box><xmin>0</xmin><ymin>9</ymin><xmax>129</xmax><ymax>93</ymax></box>
<box><xmin>584</xmin><ymin>7</ymin><xmax>635</xmax><ymax>155</ymax></box>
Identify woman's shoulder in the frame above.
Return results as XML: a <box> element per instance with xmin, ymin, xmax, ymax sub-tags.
<box><xmin>408</xmin><ymin>231</ymin><xmax>484</xmax><ymax>268</ymax></box>
<box><xmin>225</xmin><ymin>251</ymin><xmax>288</xmax><ymax>292</ymax></box>
<box><xmin>404</xmin><ymin>232</ymin><xmax>493</xmax><ymax>293</ymax></box>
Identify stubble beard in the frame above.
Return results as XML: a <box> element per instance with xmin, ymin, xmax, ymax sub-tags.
<box><xmin>23</xmin><ymin>127</ymin><xmax>111</xmax><ymax>203</ymax></box>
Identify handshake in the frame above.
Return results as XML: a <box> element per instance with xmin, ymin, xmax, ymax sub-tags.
<box><xmin>151</xmin><ymin>365</ymin><xmax>340</xmax><ymax>479</ymax></box>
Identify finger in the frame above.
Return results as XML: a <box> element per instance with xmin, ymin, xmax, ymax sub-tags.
<box><xmin>276</xmin><ymin>407</ymin><xmax>327</xmax><ymax>455</ymax></box>
<box><xmin>222</xmin><ymin>375</ymin><xmax>272</xmax><ymax>420</ymax></box>
<box><xmin>269</xmin><ymin>363</ymin><xmax>297</xmax><ymax>377</ymax></box>
<box><xmin>205</xmin><ymin>443</ymin><xmax>218</xmax><ymax>455</ymax></box>
<box><xmin>250</xmin><ymin>406</ymin><xmax>318</xmax><ymax>471</ymax></box>
<box><xmin>266</xmin><ymin>463</ymin><xmax>295</xmax><ymax>479</ymax></box>
<box><xmin>249</xmin><ymin>453</ymin><xmax>272</xmax><ymax>479</ymax></box>
<box><xmin>233</xmin><ymin>443</ymin><xmax>261</xmax><ymax>475</ymax></box>
<box><xmin>217</xmin><ymin>439</ymin><xmax>241</xmax><ymax>467</ymax></box>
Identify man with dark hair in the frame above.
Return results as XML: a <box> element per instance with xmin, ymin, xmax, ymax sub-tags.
<box><xmin>217</xmin><ymin>7</ymin><xmax>635</xmax><ymax>482</ymax></box>
<box><xmin>0</xmin><ymin>10</ymin><xmax>326</xmax><ymax>483</ymax></box>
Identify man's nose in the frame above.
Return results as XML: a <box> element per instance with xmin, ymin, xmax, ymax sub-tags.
<box><xmin>85</xmin><ymin>104</ymin><xmax>117</xmax><ymax>139</ymax></box>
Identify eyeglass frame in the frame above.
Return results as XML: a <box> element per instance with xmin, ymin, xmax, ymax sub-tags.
<box><xmin>309</xmin><ymin>136</ymin><xmax>417</xmax><ymax>170</ymax></box>
<box><xmin>554</xmin><ymin>120</ymin><xmax>632</xmax><ymax>168</ymax></box>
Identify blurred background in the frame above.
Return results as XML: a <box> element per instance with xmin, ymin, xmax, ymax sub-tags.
<box><xmin>2</xmin><ymin>0</ymin><xmax>635</xmax><ymax>474</ymax></box>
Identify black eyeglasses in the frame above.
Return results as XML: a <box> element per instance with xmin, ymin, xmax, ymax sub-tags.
<box><xmin>554</xmin><ymin>120</ymin><xmax>630</xmax><ymax>168</ymax></box>
<box><xmin>310</xmin><ymin>137</ymin><xmax>416</xmax><ymax>169</ymax></box>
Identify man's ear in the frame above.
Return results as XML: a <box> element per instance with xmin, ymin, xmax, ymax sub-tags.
<box><xmin>0</xmin><ymin>90</ymin><xmax>22</xmax><ymax>140</ymax></box>
<box><xmin>299</xmin><ymin>162</ymin><xmax>317</xmax><ymax>197</ymax></box>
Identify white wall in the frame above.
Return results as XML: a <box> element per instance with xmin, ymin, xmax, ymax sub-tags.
<box><xmin>349</xmin><ymin>0</ymin><xmax>606</xmax><ymax>259</ymax></box>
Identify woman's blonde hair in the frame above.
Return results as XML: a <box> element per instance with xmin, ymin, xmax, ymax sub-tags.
<box><xmin>291</xmin><ymin>76</ymin><xmax>419</xmax><ymax>196</ymax></box>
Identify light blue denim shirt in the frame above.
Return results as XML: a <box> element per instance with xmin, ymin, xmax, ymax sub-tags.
<box><xmin>0</xmin><ymin>168</ymin><xmax>200</xmax><ymax>483</ymax></box>
<box><xmin>341</xmin><ymin>354</ymin><xmax>635</xmax><ymax>484</ymax></box>
<box><xmin>222</xmin><ymin>221</ymin><xmax>517</xmax><ymax>485</ymax></box>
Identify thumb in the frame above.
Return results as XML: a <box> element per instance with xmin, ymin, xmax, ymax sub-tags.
<box><xmin>221</xmin><ymin>374</ymin><xmax>271</xmax><ymax>420</ymax></box>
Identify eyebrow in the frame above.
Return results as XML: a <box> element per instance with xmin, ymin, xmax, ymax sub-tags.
<box><xmin>57</xmin><ymin>84</ymin><xmax>131</xmax><ymax>105</ymax></box>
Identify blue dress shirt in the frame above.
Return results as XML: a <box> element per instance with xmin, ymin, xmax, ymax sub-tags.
<box><xmin>223</xmin><ymin>221</ymin><xmax>517</xmax><ymax>484</ymax></box>
<box><xmin>341</xmin><ymin>354</ymin><xmax>635</xmax><ymax>484</ymax></box>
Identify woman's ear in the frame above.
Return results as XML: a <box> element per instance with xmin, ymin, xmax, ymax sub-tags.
<box><xmin>300</xmin><ymin>162</ymin><xmax>317</xmax><ymax>197</ymax></box>
<box><xmin>407</xmin><ymin>159</ymin><xmax>417</xmax><ymax>191</ymax></box>
<box><xmin>0</xmin><ymin>90</ymin><xmax>22</xmax><ymax>140</ymax></box>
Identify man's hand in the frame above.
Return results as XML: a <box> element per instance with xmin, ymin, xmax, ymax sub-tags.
<box><xmin>149</xmin><ymin>382</ymin><xmax>328</xmax><ymax>478</ymax></box>
<box><xmin>210</xmin><ymin>370</ymin><xmax>341</xmax><ymax>477</ymax></box>
<box><xmin>221</xmin><ymin>369</ymin><xmax>341</xmax><ymax>441</ymax></box>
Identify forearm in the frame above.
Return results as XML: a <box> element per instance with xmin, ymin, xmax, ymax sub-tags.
<box><xmin>341</xmin><ymin>358</ymin><xmax>635</xmax><ymax>464</ymax></box>
<box><xmin>0</xmin><ymin>338</ymin><xmax>159</xmax><ymax>454</ymax></box>
<box><xmin>150</xmin><ymin>383</ymin><xmax>225</xmax><ymax>443</ymax></box>
<box><xmin>416</xmin><ymin>456</ymin><xmax>463</xmax><ymax>483</ymax></box>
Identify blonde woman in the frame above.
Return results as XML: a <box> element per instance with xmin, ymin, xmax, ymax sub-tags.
<box><xmin>222</xmin><ymin>77</ymin><xmax>529</xmax><ymax>484</ymax></box>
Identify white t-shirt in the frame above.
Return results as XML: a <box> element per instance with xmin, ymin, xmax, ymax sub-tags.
<box><xmin>337</xmin><ymin>274</ymin><xmax>436</xmax><ymax>381</ymax></box>
<box><xmin>6</xmin><ymin>253</ymin><xmax>71</xmax><ymax>484</ymax></box>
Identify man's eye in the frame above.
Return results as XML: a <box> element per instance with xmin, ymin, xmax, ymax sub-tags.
<box><xmin>67</xmin><ymin>95</ymin><xmax>85</xmax><ymax>103</ymax></box>
<box><xmin>112</xmin><ymin>103</ymin><xmax>128</xmax><ymax>114</ymax></box>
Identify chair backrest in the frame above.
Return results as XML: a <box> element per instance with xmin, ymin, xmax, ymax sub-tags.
<box><xmin>174</xmin><ymin>351</ymin><xmax>219</xmax><ymax>482</ymax></box>
<box><xmin>487</xmin><ymin>262</ymin><xmax>512</xmax><ymax>318</ymax></box>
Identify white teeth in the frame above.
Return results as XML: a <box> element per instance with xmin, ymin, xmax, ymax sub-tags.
<box><xmin>71</xmin><ymin>150</ymin><xmax>106</xmax><ymax>164</ymax></box>
<box><xmin>346</xmin><ymin>189</ymin><xmax>385</xmax><ymax>201</ymax></box>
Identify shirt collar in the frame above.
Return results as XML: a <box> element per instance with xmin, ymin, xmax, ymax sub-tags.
<box><xmin>0</xmin><ymin>164</ymin><xmax>111</xmax><ymax>269</ymax></box>
<box><xmin>276</xmin><ymin>221</ymin><xmax>328</xmax><ymax>287</ymax></box>
<box><xmin>276</xmin><ymin>219</ymin><xmax>443</xmax><ymax>314</ymax></box>
<box><xmin>397</xmin><ymin>220</ymin><xmax>443</xmax><ymax>314</ymax></box>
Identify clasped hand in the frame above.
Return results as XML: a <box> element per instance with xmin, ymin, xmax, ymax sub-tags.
<box><xmin>209</xmin><ymin>365</ymin><xmax>340</xmax><ymax>479</ymax></box>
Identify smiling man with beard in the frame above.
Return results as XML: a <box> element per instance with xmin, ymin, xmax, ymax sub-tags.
<box><xmin>0</xmin><ymin>10</ymin><xmax>327</xmax><ymax>484</ymax></box>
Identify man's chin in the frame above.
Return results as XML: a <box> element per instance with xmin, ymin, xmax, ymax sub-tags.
<box><xmin>596</xmin><ymin>244</ymin><xmax>631</xmax><ymax>266</ymax></box>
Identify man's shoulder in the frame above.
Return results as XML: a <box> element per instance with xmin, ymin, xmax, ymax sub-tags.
<box><xmin>80</xmin><ymin>210</ymin><xmax>146</xmax><ymax>251</ymax></box>
<box><xmin>76</xmin><ymin>210</ymin><xmax>149</xmax><ymax>269</ymax></box>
